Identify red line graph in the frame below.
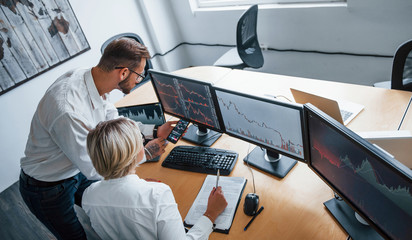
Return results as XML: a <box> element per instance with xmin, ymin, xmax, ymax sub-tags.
<box><xmin>313</xmin><ymin>139</ymin><xmax>385</xmax><ymax>184</ymax></box>
<box><xmin>179</xmin><ymin>83</ymin><xmax>208</xmax><ymax>102</ymax></box>
<box><xmin>187</xmin><ymin>103</ymin><xmax>214</xmax><ymax>127</ymax></box>
<box><xmin>155</xmin><ymin>78</ymin><xmax>218</xmax><ymax>128</ymax></box>
<box><xmin>155</xmin><ymin>79</ymin><xmax>178</xmax><ymax>95</ymax></box>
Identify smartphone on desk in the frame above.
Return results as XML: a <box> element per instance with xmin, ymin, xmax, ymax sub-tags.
<box><xmin>167</xmin><ymin>119</ymin><xmax>190</xmax><ymax>144</ymax></box>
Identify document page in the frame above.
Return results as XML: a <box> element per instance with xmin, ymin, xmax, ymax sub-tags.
<box><xmin>184</xmin><ymin>175</ymin><xmax>246</xmax><ymax>232</ymax></box>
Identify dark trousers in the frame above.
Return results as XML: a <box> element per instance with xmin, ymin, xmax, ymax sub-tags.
<box><xmin>19</xmin><ymin>170</ymin><xmax>95</xmax><ymax>240</ymax></box>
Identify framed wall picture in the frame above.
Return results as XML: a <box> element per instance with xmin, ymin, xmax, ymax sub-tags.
<box><xmin>0</xmin><ymin>0</ymin><xmax>90</xmax><ymax>95</ymax></box>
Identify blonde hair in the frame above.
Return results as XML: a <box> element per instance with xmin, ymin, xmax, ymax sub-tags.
<box><xmin>87</xmin><ymin>118</ymin><xmax>144</xmax><ymax>179</ymax></box>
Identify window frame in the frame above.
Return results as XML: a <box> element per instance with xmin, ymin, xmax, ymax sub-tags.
<box><xmin>194</xmin><ymin>0</ymin><xmax>345</xmax><ymax>8</ymax></box>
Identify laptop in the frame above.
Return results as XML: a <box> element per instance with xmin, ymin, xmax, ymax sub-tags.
<box><xmin>117</xmin><ymin>102</ymin><xmax>165</xmax><ymax>125</ymax></box>
<box><xmin>357</xmin><ymin>130</ymin><xmax>412</xmax><ymax>169</ymax></box>
<box><xmin>117</xmin><ymin>102</ymin><xmax>166</xmax><ymax>162</ymax></box>
<box><xmin>290</xmin><ymin>88</ymin><xmax>364</xmax><ymax>125</ymax></box>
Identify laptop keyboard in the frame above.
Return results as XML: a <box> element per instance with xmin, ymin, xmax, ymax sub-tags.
<box><xmin>340</xmin><ymin>109</ymin><xmax>353</xmax><ymax>122</ymax></box>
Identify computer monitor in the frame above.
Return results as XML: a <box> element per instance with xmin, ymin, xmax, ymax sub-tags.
<box><xmin>117</xmin><ymin>102</ymin><xmax>165</xmax><ymax>126</ymax></box>
<box><xmin>305</xmin><ymin>103</ymin><xmax>412</xmax><ymax>240</ymax></box>
<box><xmin>215</xmin><ymin>87</ymin><xmax>307</xmax><ymax>178</ymax></box>
<box><xmin>149</xmin><ymin>70</ymin><xmax>224</xmax><ymax>146</ymax></box>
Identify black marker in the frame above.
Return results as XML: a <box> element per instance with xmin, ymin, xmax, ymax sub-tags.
<box><xmin>244</xmin><ymin>206</ymin><xmax>264</xmax><ymax>231</ymax></box>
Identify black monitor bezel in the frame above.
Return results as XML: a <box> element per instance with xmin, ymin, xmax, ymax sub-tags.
<box><xmin>214</xmin><ymin>86</ymin><xmax>309</xmax><ymax>162</ymax></box>
<box><xmin>116</xmin><ymin>102</ymin><xmax>166</xmax><ymax>125</ymax></box>
<box><xmin>304</xmin><ymin>103</ymin><xmax>412</xmax><ymax>240</ymax></box>
<box><xmin>149</xmin><ymin>69</ymin><xmax>225</xmax><ymax>133</ymax></box>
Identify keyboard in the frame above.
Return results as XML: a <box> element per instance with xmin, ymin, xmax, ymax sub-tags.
<box><xmin>162</xmin><ymin>145</ymin><xmax>238</xmax><ymax>176</ymax></box>
<box><xmin>340</xmin><ymin>109</ymin><xmax>353</xmax><ymax>122</ymax></box>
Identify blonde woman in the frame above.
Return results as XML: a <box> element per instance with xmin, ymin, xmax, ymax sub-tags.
<box><xmin>83</xmin><ymin>118</ymin><xmax>227</xmax><ymax>239</ymax></box>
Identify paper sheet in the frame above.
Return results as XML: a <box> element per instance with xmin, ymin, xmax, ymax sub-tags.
<box><xmin>184</xmin><ymin>175</ymin><xmax>246</xmax><ymax>231</ymax></box>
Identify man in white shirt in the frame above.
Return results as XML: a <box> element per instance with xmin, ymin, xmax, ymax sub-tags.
<box><xmin>83</xmin><ymin>118</ymin><xmax>228</xmax><ymax>240</ymax></box>
<box><xmin>19</xmin><ymin>38</ymin><xmax>176</xmax><ymax>240</ymax></box>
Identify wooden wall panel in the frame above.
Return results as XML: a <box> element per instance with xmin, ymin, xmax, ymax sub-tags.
<box><xmin>0</xmin><ymin>0</ymin><xmax>89</xmax><ymax>96</ymax></box>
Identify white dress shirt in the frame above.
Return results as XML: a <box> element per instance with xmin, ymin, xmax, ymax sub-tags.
<box><xmin>82</xmin><ymin>174</ymin><xmax>213</xmax><ymax>240</ymax></box>
<box><xmin>21</xmin><ymin>69</ymin><xmax>154</xmax><ymax>181</ymax></box>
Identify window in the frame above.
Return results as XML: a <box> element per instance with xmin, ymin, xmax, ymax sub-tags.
<box><xmin>195</xmin><ymin>0</ymin><xmax>345</xmax><ymax>8</ymax></box>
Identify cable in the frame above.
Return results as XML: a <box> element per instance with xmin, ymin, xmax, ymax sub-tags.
<box><xmin>197</xmin><ymin>131</ymin><xmax>221</xmax><ymax>145</ymax></box>
<box><xmin>263</xmin><ymin>94</ymin><xmax>293</xmax><ymax>102</ymax></box>
<box><xmin>150</xmin><ymin>42</ymin><xmax>393</xmax><ymax>59</ymax></box>
<box><xmin>397</xmin><ymin>96</ymin><xmax>412</xmax><ymax>130</ymax></box>
<box><xmin>267</xmin><ymin>47</ymin><xmax>393</xmax><ymax>58</ymax></box>
<box><xmin>151</xmin><ymin>42</ymin><xmax>235</xmax><ymax>59</ymax></box>
<box><xmin>334</xmin><ymin>192</ymin><xmax>343</xmax><ymax>201</ymax></box>
<box><xmin>275</xmin><ymin>95</ymin><xmax>293</xmax><ymax>102</ymax></box>
<box><xmin>245</xmin><ymin>143</ymin><xmax>256</xmax><ymax>194</ymax></box>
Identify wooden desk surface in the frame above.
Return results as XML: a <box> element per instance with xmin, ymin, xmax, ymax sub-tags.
<box><xmin>214</xmin><ymin>69</ymin><xmax>412</xmax><ymax>132</ymax></box>
<box><xmin>115</xmin><ymin>66</ymin><xmax>412</xmax><ymax>239</ymax></box>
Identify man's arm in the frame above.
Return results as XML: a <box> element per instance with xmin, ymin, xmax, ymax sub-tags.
<box><xmin>144</xmin><ymin>138</ymin><xmax>166</xmax><ymax>160</ymax></box>
<box><xmin>50</xmin><ymin>112</ymin><xmax>102</xmax><ymax>180</ymax></box>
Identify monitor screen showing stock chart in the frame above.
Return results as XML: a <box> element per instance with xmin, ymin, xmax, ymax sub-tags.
<box><xmin>215</xmin><ymin>88</ymin><xmax>306</xmax><ymax>161</ymax></box>
<box><xmin>305</xmin><ymin>104</ymin><xmax>412</xmax><ymax>240</ymax></box>
<box><xmin>150</xmin><ymin>70</ymin><xmax>223</xmax><ymax>132</ymax></box>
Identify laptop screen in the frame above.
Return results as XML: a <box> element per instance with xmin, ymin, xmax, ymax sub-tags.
<box><xmin>117</xmin><ymin>102</ymin><xmax>165</xmax><ymax>126</ymax></box>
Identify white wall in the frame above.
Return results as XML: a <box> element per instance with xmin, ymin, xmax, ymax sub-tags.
<box><xmin>0</xmin><ymin>0</ymin><xmax>156</xmax><ymax>192</ymax></box>
<box><xmin>159</xmin><ymin>0</ymin><xmax>412</xmax><ymax>85</ymax></box>
<box><xmin>139</xmin><ymin>0</ymin><xmax>190</xmax><ymax>71</ymax></box>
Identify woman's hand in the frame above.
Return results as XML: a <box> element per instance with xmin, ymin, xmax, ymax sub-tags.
<box><xmin>203</xmin><ymin>186</ymin><xmax>228</xmax><ymax>223</ymax></box>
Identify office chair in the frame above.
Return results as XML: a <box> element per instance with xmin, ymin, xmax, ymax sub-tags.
<box><xmin>374</xmin><ymin>39</ymin><xmax>412</xmax><ymax>92</ymax></box>
<box><xmin>213</xmin><ymin>5</ymin><xmax>264</xmax><ymax>69</ymax></box>
<box><xmin>100</xmin><ymin>33</ymin><xmax>153</xmax><ymax>88</ymax></box>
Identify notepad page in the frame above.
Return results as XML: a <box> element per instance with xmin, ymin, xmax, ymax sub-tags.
<box><xmin>185</xmin><ymin>175</ymin><xmax>246</xmax><ymax>231</ymax></box>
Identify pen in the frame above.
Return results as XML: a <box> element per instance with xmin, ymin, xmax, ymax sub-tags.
<box><xmin>244</xmin><ymin>206</ymin><xmax>264</xmax><ymax>231</ymax></box>
<box><xmin>216</xmin><ymin>169</ymin><xmax>220</xmax><ymax>189</ymax></box>
<box><xmin>397</xmin><ymin>96</ymin><xmax>412</xmax><ymax>130</ymax></box>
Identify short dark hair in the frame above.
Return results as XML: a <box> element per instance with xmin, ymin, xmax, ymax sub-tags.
<box><xmin>97</xmin><ymin>37</ymin><xmax>151</xmax><ymax>72</ymax></box>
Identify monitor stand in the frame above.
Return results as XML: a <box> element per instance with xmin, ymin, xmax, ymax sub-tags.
<box><xmin>324</xmin><ymin>198</ymin><xmax>383</xmax><ymax>240</ymax></box>
<box><xmin>243</xmin><ymin>147</ymin><xmax>297</xmax><ymax>178</ymax></box>
<box><xmin>182</xmin><ymin>125</ymin><xmax>222</xmax><ymax>147</ymax></box>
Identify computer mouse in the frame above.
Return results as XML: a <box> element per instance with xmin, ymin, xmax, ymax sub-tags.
<box><xmin>243</xmin><ymin>193</ymin><xmax>259</xmax><ymax>216</ymax></box>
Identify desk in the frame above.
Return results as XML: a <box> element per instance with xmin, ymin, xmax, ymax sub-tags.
<box><xmin>115</xmin><ymin>66</ymin><xmax>412</xmax><ymax>239</ymax></box>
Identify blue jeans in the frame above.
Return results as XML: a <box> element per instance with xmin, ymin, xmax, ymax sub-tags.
<box><xmin>19</xmin><ymin>171</ymin><xmax>95</xmax><ymax>240</ymax></box>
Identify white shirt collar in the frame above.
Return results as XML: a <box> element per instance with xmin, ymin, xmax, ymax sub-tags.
<box><xmin>102</xmin><ymin>174</ymin><xmax>141</xmax><ymax>184</ymax></box>
<box><xmin>84</xmin><ymin>69</ymin><xmax>104</xmax><ymax>110</ymax></box>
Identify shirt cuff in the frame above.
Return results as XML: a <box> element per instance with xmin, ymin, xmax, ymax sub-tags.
<box><xmin>140</xmin><ymin>124</ymin><xmax>155</xmax><ymax>139</ymax></box>
<box><xmin>187</xmin><ymin>215</ymin><xmax>214</xmax><ymax>237</ymax></box>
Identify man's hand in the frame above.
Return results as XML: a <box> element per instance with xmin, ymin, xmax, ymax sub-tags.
<box><xmin>157</xmin><ymin>121</ymin><xmax>179</xmax><ymax>139</ymax></box>
<box><xmin>144</xmin><ymin>138</ymin><xmax>167</xmax><ymax>160</ymax></box>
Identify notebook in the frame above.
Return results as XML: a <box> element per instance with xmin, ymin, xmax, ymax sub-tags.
<box><xmin>290</xmin><ymin>88</ymin><xmax>364</xmax><ymax>125</ymax></box>
<box><xmin>184</xmin><ymin>175</ymin><xmax>246</xmax><ymax>234</ymax></box>
<box><xmin>117</xmin><ymin>102</ymin><xmax>165</xmax><ymax>162</ymax></box>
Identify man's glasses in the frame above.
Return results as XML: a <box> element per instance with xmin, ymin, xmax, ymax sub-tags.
<box><xmin>114</xmin><ymin>67</ymin><xmax>145</xmax><ymax>82</ymax></box>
